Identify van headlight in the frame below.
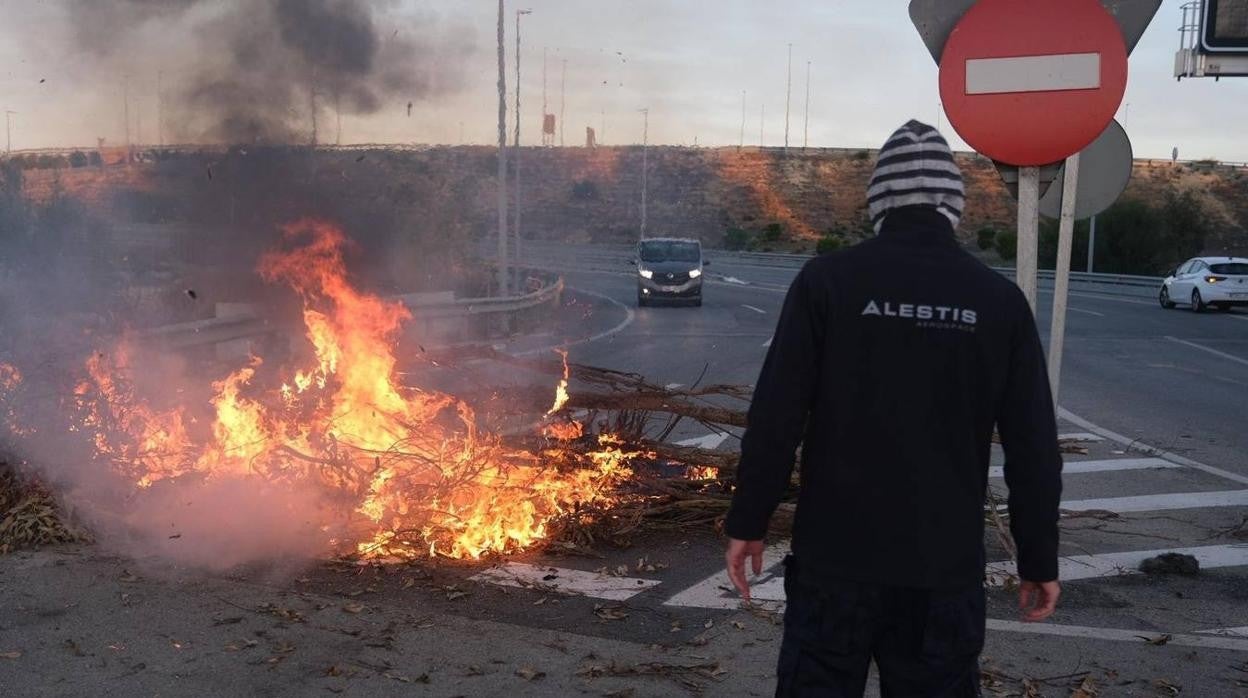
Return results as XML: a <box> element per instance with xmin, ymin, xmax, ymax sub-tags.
<box><xmin>639</xmin><ymin>269</ymin><xmax>654</xmax><ymax>279</ymax></box>
<box><xmin>689</xmin><ymin>269</ymin><xmax>702</xmax><ymax>278</ymax></box>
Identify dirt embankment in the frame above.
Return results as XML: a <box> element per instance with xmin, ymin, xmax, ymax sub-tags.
<box><xmin>14</xmin><ymin>146</ymin><xmax>1248</xmax><ymax>254</ymax></box>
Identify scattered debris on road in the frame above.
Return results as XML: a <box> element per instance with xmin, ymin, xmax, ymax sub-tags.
<box><xmin>1139</xmin><ymin>553</ymin><xmax>1200</xmax><ymax>576</ymax></box>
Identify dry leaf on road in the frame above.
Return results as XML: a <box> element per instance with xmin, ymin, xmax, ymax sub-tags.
<box><xmin>516</xmin><ymin>666</ymin><xmax>546</xmax><ymax>681</ymax></box>
<box><xmin>594</xmin><ymin>604</ymin><xmax>629</xmax><ymax>621</ymax></box>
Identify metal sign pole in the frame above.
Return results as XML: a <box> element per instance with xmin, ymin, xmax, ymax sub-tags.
<box><xmin>1016</xmin><ymin>166</ymin><xmax>1041</xmax><ymax>311</ymax></box>
<box><xmin>1086</xmin><ymin>214</ymin><xmax>1097</xmax><ymax>273</ymax></box>
<box><xmin>1049</xmin><ymin>152</ymin><xmax>1082</xmax><ymax>403</ymax></box>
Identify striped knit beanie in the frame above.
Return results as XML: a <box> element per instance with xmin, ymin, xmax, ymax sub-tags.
<box><xmin>867</xmin><ymin>120</ymin><xmax>965</xmax><ymax>233</ymax></box>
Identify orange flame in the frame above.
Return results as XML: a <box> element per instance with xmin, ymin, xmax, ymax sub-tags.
<box><xmin>546</xmin><ymin>349</ymin><xmax>571</xmax><ymax>416</ymax></box>
<box><xmin>52</xmin><ymin>220</ymin><xmax>638</xmax><ymax>561</ymax></box>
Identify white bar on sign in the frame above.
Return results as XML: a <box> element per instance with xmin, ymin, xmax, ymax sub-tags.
<box><xmin>966</xmin><ymin>53</ymin><xmax>1101</xmax><ymax>95</ymax></box>
<box><xmin>470</xmin><ymin>563</ymin><xmax>660</xmax><ymax>601</ymax></box>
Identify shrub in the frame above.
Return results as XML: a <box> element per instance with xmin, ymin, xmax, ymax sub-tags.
<box><xmin>976</xmin><ymin>227</ymin><xmax>997</xmax><ymax>250</ymax></box>
<box><xmin>68</xmin><ymin>151</ymin><xmax>89</xmax><ymax>168</ymax></box>
<box><xmin>763</xmin><ymin>222</ymin><xmax>784</xmax><ymax>242</ymax></box>
<box><xmin>994</xmin><ymin>230</ymin><xmax>1018</xmax><ymax>261</ymax></box>
<box><xmin>816</xmin><ymin>235</ymin><xmax>843</xmax><ymax>255</ymax></box>
<box><xmin>852</xmin><ymin>150</ymin><xmax>871</xmax><ymax>161</ymax></box>
<box><xmin>570</xmin><ymin>179</ymin><xmax>599</xmax><ymax>201</ymax></box>
<box><xmin>723</xmin><ymin>227</ymin><xmax>751</xmax><ymax>250</ymax></box>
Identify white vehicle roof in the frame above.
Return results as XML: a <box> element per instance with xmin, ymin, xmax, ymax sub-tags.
<box><xmin>1192</xmin><ymin>256</ymin><xmax>1248</xmax><ymax>264</ymax></box>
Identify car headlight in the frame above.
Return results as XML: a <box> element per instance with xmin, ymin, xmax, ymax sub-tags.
<box><xmin>639</xmin><ymin>269</ymin><xmax>654</xmax><ymax>279</ymax></box>
<box><xmin>689</xmin><ymin>269</ymin><xmax>702</xmax><ymax>278</ymax></box>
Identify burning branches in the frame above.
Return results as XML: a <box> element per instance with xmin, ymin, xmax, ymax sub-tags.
<box><xmin>1</xmin><ymin>220</ymin><xmax>729</xmax><ymax>566</ymax></box>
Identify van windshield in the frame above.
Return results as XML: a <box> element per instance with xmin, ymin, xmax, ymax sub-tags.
<box><xmin>640</xmin><ymin>241</ymin><xmax>700</xmax><ymax>264</ymax></box>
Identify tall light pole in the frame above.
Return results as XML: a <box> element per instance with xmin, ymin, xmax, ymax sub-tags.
<box><xmin>803</xmin><ymin>61</ymin><xmax>811</xmax><ymax>151</ymax></box>
<box><xmin>739</xmin><ymin>90</ymin><xmax>746</xmax><ymax>150</ymax></box>
<box><xmin>560</xmin><ymin>58</ymin><xmax>567</xmax><ymax>147</ymax></box>
<box><xmin>639</xmin><ymin>107</ymin><xmax>649</xmax><ymax>240</ymax></box>
<box><xmin>156</xmin><ymin>70</ymin><xmax>164</xmax><ymax>147</ymax></box>
<box><xmin>335</xmin><ymin>90</ymin><xmax>342</xmax><ymax>145</ymax></box>
<box><xmin>784</xmin><ymin>43</ymin><xmax>792</xmax><ymax>155</ymax></box>
<box><xmin>759</xmin><ymin>104</ymin><xmax>765</xmax><ymax>147</ymax></box>
<box><xmin>122</xmin><ymin>74</ymin><xmax>131</xmax><ymax>156</ymax></box>
<box><xmin>514</xmin><ymin>8</ymin><xmax>532</xmax><ymax>265</ymax></box>
<box><xmin>542</xmin><ymin>47</ymin><xmax>549</xmax><ymax>146</ymax></box>
<box><xmin>495</xmin><ymin>0</ymin><xmax>510</xmax><ymax>296</ymax></box>
<box><xmin>4</xmin><ymin>110</ymin><xmax>15</xmax><ymax>153</ymax></box>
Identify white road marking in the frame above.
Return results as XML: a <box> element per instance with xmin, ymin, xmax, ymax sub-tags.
<box><xmin>470</xmin><ymin>563</ymin><xmax>660</xmax><ymax>601</ymax></box>
<box><xmin>989</xmin><ymin>457</ymin><xmax>1180</xmax><ymax>479</ymax></box>
<box><xmin>513</xmin><ymin>287</ymin><xmax>635</xmax><ymax>358</ymax></box>
<box><xmin>1061</xmin><ymin>489</ymin><xmax>1248</xmax><ymax>514</ymax></box>
<box><xmin>965</xmin><ymin>53</ymin><xmax>1101</xmax><ymax>95</ymax></box>
<box><xmin>1165</xmin><ymin>336</ymin><xmax>1248</xmax><ymax>368</ymax></box>
<box><xmin>762</xmin><ymin>337</ymin><xmax>773</xmax><ymax>348</ymax></box>
<box><xmin>741</xmin><ymin>304</ymin><xmax>767</xmax><ymax>315</ymax></box>
<box><xmin>1066</xmin><ymin>307</ymin><xmax>1106</xmax><ymax>317</ymax></box>
<box><xmin>720</xmin><ymin>276</ymin><xmax>749</xmax><ymax>285</ymax></box>
<box><xmin>986</xmin><ymin>620</ymin><xmax>1248</xmax><ymax>653</ymax></box>
<box><xmin>663</xmin><ymin>542</ymin><xmax>789</xmax><ymax>610</ymax></box>
<box><xmin>1058</xmin><ymin>432</ymin><xmax>1104</xmax><ymax>442</ymax></box>
<box><xmin>1230</xmin><ymin>314</ymin><xmax>1248</xmax><ymax>323</ymax></box>
<box><xmin>987</xmin><ymin>544</ymin><xmax>1248</xmax><ymax>582</ymax></box>
<box><xmin>665</xmin><ymin>383</ymin><xmax>684</xmax><ymax>390</ymax></box>
<box><xmin>1198</xmin><ymin>626</ymin><xmax>1248</xmax><ymax>637</ymax></box>
<box><xmin>1058</xmin><ymin>407</ymin><xmax>1248</xmax><ymax>487</ymax></box>
<box><xmin>674</xmin><ymin>433</ymin><xmax>730</xmax><ymax>450</ymax></box>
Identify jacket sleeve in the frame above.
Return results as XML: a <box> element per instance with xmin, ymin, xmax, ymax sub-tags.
<box><xmin>998</xmin><ymin>300</ymin><xmax>1064</xmax><ymax>582</ymax></box>
<box><xmin>724</xmin><ymin>265</ymin><xmax>825</xmax><ymax>540</ymax></box>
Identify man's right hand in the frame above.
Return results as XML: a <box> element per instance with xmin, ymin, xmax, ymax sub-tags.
<box><xmin>1019</xmin><ymin>580</ymin><xmax>1060</xmax><ymax>622</ymax></box>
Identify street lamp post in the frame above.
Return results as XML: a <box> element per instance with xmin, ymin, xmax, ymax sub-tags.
<box><xmin>783</xmin><ymin>43</ymin><xmax>792</xmax><ymax>156</ymax></box>
<box><xmin>803</xmin><ymin>61</ymin><xmax>811</xmax><ymax>151</ymax></box>
<box><xmin>640</xmin><ymin>107</ymin><xmax>649</xmax><ymax>240</ymax></box>
<box><xmin>514</xmin><ymin>9</ymin><xmax>532</xmax><ymax>266</ymax></box>
<box><xmin>739</xmin><ymin>90</ymin><xmax>746</xmax><ymax>150</ymax></box>
<box><xmin>495</xmin><ymin>0</ymin><xmax>510</xmax><ymax>296</ymax></box>
<box><xmin>4</xmin><ymin>110</ymin><xmax>15</xmax><ymax>154</ymax></box>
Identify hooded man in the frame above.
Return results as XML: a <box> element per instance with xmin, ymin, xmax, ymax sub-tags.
<box><xmin>724</xmin><ymin>120</ymin><xmax>1063</xmax><ymax>697</ymax></box>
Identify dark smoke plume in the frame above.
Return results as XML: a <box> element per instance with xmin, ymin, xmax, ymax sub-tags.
<box><xmin>68</xmin><ymin>0</ymin><xmax>471</xmax><ymax>144</ymax></box>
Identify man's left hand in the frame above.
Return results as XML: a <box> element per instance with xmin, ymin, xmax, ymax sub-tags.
<box><xmin>725</xmin><ymin>538</ymin><xmax>765</xmax><ymax>601</ymax></box>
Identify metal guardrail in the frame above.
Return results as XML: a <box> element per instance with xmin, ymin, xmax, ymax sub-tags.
<box><xmin>139</xmin><ymin>274</ymin><xmax>565</xmax><ymax>352</ymax></box>
<box><xmin>497</xmin><ymin>241</ymin><xmax>1167</xmax><ymax>298</ymax></box>
<box><xmin>992</xmin><ymin>268</ymin><xmax>1163</xmax><ymax>298</ymax></box>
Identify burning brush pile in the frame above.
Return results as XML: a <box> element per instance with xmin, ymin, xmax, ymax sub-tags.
<box><xmin>0</xmin><ymin>220</ymin><xmax>750</xmax><ymax>565</ymax></box>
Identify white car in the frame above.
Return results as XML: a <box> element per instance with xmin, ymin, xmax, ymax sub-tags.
<box><xmin>1160</xmin><ymin>256</ymin><xmax>1248</xmax><ymax>312</ymax></box>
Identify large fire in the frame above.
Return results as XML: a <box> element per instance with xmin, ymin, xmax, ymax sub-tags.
<box><xmin>24</xmin><ymin>220</ymin><xmax>640</xmax><ymax>561</ymax></box>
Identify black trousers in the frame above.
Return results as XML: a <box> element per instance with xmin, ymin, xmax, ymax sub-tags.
<box><xmin>776</xmin><ymin>557</ymin><xmax>985</xmax><ymax>698</ymax></box>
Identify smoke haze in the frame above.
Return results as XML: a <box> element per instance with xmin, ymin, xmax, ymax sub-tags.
<box><xmin>63</xmin><ymin>0</ymin><xmax>473</xmax><ymax>143</ymax></box>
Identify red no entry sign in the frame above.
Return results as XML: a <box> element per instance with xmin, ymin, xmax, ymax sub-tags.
<box><xmin>939</xmin><ymin>0</ymin><xmax>1128</xmax><ymax>166</ymax></box>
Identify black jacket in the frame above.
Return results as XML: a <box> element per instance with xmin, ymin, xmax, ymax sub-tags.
<box><xmin>725</xmin><ymin>206</ymin><xmax>1062</xmax><ymax>588</ymax></box>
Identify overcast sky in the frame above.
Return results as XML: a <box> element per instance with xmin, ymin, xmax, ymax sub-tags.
<box><xmin>2</xmin><ymin>0</ymin><xmax>1246</xmax><ymax>161</ymax></box>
